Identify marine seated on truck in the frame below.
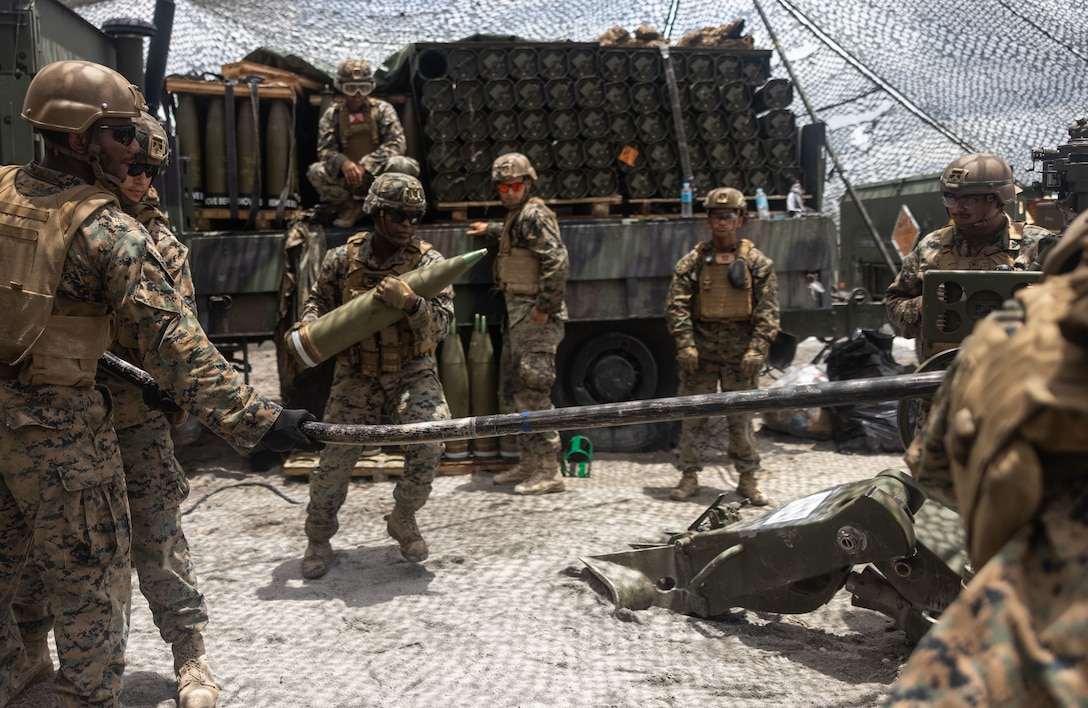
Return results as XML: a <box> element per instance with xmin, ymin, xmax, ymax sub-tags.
<box><xmin>306</xmin><ymin>58</ymin><xmax>409</xmax><ymax>229</ymax></box>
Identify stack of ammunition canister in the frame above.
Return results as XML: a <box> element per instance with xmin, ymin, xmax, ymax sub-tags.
<box><xmin>408</xmin><ymin>42</ymin><xmax>806</xmax><ymax>207</ymax></box>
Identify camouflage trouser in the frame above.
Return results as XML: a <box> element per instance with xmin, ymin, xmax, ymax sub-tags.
<box><xmin>500</xmin><ymin>315</ymin><xmax>564</xmax><ymax>461</ymax></box>
<box><xmin>886</xmin><ymin>489</ymin><xmax>1088</xmax><ymax>706</ymax></box>
<box><xmin>305</xmin><ymin>356</ymin><xmax>449</xmax><ymax>542</ymax></box>
<box><xmin>305</xmin><ymin>161</ymin><xmax>372</xmax><ymax>208</ymax></box>
<box><xmin>676</xmin><ymin>361</ymin><xmax>760</xmax><ymax>474</ymax></box>
<box><xmin>0</xmin><ymin>383</ymin><xmax>130</xmax><ymax>707</ymax></box>
<box><xmin>14</xmin><ymin>414</ymin><xmax>208</xmax><ymax>648</ymax></box>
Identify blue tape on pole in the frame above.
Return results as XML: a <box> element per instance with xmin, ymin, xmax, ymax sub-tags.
<box><xmin>520</xmin><ymin>411</ymin><xmax>532</xmax><ymax>433</ymax></box>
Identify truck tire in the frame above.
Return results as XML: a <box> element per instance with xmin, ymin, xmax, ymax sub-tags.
<box><xmin>552</xmin><ymin>320</ymin><xmax>679</xmax><ymax>453</ymax></box>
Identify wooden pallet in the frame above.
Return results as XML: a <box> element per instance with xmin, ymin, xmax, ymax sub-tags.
<box><xmin>193</xmin><ymin>206</ymin><xmax>299</xmax><ymax>231</ymax></box>
<box><xmin>219</xmin><ymin>61</ymin><xmax>326</xmax><ymax>92</ymax></box>
<box><xmin>282</xmin><ymin>450</ymin><xmax>517</xmax><ymax>479</ymax></box>
<box><xmin>165</xmin><ymin>76</ymin><xmax>296</xmax><ymax>100</ymax></box>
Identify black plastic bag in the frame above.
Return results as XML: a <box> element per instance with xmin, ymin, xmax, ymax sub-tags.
<box><xmin>825</xmin><ymin>330</ymin><xmax>906</xmax><ymax>454</ymax></box>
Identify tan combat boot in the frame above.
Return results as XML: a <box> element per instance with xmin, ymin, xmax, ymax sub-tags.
<box><xmin>736</xmin><ymin>471</ymin><xmax>769</xmax><ymax>506</ymax></box>
<box><xmin>514</xmin><ymin>456</ymin><xmax>565</xmax><ymax>495</ymax></box>
<box><xmin>492</xmin><ymin>463</ymin><xmax>533</xmax><ymax>485</ymax></box>
<box><xmin>173</xmin><ymin>633</ymin><xmax>218</xmax><ymax>708</ymax></box>
<box><xmin>10</xmin><ymin>637</ymin><xmax>53</xmax><ymax>703</ymax></box>
<box><xmin>669</xmin><ymin>471</ymin><xmax>699</xmax><ymax>501</ymax></box>
<box><xmin>386</xmin><ymin>504</ymin><xmax>429</xmax><ymax>562</ymax></box>
<box><xmin>332</xmin><ymin>202</ymin><xmax>364</xmax><ymax>229</ymax></box>
<box><xmin>301</xmin><ymin>539</ymin><xmax>335</xmax><ymax>579</ymax></box>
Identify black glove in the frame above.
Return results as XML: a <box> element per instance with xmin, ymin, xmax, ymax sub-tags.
<box><xmin>142</xmin><ymin>384</ymin><xmax>182</xmax><ymax>414</ymax></box>
<box><xmin>260</xmin><ymin>409</ymin><xmax>324</xmax><ymax>453</ymax></box>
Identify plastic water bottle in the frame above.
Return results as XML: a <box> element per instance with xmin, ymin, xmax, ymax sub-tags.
<box><xmin>755</xmin><ymin>187</ymin><xmax>770</xmax><ymax>219</ymax></box>
<box><xmin>680</xmin><ymin>181</ymin><xmax>694</xmax><ymax>218</ymax></box>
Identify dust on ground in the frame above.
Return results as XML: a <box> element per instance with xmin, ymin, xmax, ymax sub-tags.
<box><xmin>14</xmin><ymin>338</ymin><xmax>921</xmax><ymax>707</ymax></box>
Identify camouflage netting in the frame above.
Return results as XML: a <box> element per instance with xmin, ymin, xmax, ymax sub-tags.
<box><xmin>69</xmin><ymin>0</ymin><xmax>1085</xmax><ymax>216</ymax></box>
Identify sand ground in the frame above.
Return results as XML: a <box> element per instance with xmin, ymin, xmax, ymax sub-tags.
<box><xmin>12</xmin><ymin>338</ymin><xmax>925</xmax><ymax>708</ymax></box>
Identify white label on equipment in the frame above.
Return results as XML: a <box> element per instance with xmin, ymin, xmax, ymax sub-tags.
<box><xmin>757</xmin><ymin>488</ymin><xmax>837</xmax><ymax>527</ymax></box>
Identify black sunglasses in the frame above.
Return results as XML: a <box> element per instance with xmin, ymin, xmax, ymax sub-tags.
<box><xmin>127</xmin><ymin>163</ymin><xmax>159</xmax><ymax>179</ymax></box>
<box><xmin>385</xmin><ymin>210</ymin><xmax>422</xmax><ymax>225</ymax></box>
<box><xmin>100</xmin><ymin>124</ymin><xmax>136</xmax><ymax>146</ymax></box>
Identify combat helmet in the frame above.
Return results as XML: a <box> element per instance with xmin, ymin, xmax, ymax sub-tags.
<box><xmin>940</xmin><ymin>153</ymin><xmax>1017</xmax><ymax>205</ymax></box>
<box><xmin>21</xmin><ymin>60</ymin><xmax>144</xmax><ymax>134</ymax></box>
<box><xmin>334</xmin><ymin>59</ymin><xmax>375</xmax><ymax>96</ymax></box>
<box><xmin>133</xmin><ymin>111</ymin><xmax>169</xmax><ymax>167</ymax></box>
<box><xmin>491</xmin><ymin>152</ymin><xmax>537</xmax><ymax>182</ymax></box>
<box><xmin>703</xmin><ymin>187</ymin><xmax>747</xmax><ymax>212</ymax></box>
<box><xmin>364</xmin><ymin>172</ymin><xmax>427</xmax><ymax>215</ymax></box>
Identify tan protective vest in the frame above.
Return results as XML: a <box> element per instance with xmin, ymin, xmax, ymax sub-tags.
<box><xmin>934</xmin><ymin>221</ymin><xmax>1021</xmax><ymax>271</ymax></box>
<box><xmin>923</xmin><ymin>223</ymin><xmax>1023</xmax><ymax>359</ymax></box>
<box><xmin>695</xmin><ymin>239</ymin><xmax>754</xmax><ymax>322</ymax></box>
<box><xmin>945</xmin><ymin>273</ymin><xmax>1088</xmax><ymax>567</ymax></box>
<box><xmin>340</xmin><ymin>232</ymin><xmax>433</xmax><ymax>376</ymax></box>
<box><xmin>0</xmin><ymin>166</ymin><xmax>115</xmax><ymax>387</ymax></box>
<box><xmin>338</xmin><ymin>102</ymin><xmax>380</xmax><ymax>163</ymax></box>
<box><xmin>495</xmin><ymin>198</ymin><xmax>544</xmax><ymax>296</ymax></box>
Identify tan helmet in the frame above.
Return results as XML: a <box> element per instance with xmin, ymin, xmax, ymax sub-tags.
<box><xmin>21</xmin><ymin>59</ymin><xmax>144</xmax><ymax>133</ymax></box>
<box><xmin>940</xmin><ymin>153</ymin><xmax>1017</xmax><ymax>205</ymax></box>
<box><xmin>704</xmin><ymin>186</ymin><xmax>747</xmax><ymax>212</ymax></box>
<box><xmin>491</xmin><ymin>152</ymin><xmax>537</xmax><ymax>182</ymax></box>
<box><xmin>363</xmin><ymin>172</ymin><xmax>427</xmax><ymax>215</ymax></box>
<box><xmin>133</xmin><ymin>111</ymin><xmax>169</xmax><ymax>167</ymax></box>
<box><xmin>334</xmin><ymin>59</ymin><xmax>375</xmax><ymax>96</ymax></box>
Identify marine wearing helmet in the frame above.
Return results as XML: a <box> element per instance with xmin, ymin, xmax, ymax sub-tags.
<box><xmin>939</xmin><ymin>152</ymin><xmax>1017</xmax><ymax>206</ymax></box>
<box><xmin>334</xmin><ymin>59</ymin><xmax>376</xmax><ymax>97</ymax></box>
<box><xmin>703</xmin><ymin>186</ymin><xmax>747</xmax><ymax>213</ymax></box>
<box><xmin>21</xmin><ymin>59</ymin><xmax>144</xmax><ymax>134</ymax></box>
<box><xmin>491</xmin><ymin>152</ymin><xmax>538</xmax><ymax>182</ymax></box>
<box><xmin>364</xmin><ymin>172</ymin><xmax>427</xmax><ymax>216</ymax></box>
<box><xmin>306</xmin><ymin>57</ymin><xmax>407</xmax><ymax>228</ymax></box>
<box><xmin>21</xmin><ymin>59</ymin><xmax>145</xmax><ymax>187</ymax></box>
<box><xmin>133</xmin><ymin>111</ymin><xmax>169</xmax><ymax>168</ymax></box>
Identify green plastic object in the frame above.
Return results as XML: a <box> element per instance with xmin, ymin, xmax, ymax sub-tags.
<box><xmin>562</xmin><ymin>435</ymin><xmax>593</xmax><ymax>477</ymax></box>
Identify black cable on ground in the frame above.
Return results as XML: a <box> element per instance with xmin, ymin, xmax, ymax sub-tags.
<box><xmin>182</xmin><ymin>481</ymin><xmax>302</xmax><ymax>516</ymax></box>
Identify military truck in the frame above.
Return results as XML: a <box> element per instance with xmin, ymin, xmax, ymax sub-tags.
<box><xmin>12</xmin><ymin>0</ymin><xmax>1047</xmax><ymax>454</ymax></box>
<box><xmin>165</xmin><ymin>36</ymin><xmax>918</xmax><ymax>453</ymax></box>
<box><xmin>0</xmin><ymin>0</ymin><xmax>926</xmax><ymax>452</ymax></box>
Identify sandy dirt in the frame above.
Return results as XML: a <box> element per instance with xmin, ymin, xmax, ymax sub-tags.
<box><xmin>13</xmin><ymin>338</ymin><xmax>923</xmax><ymax>708</ymax></box>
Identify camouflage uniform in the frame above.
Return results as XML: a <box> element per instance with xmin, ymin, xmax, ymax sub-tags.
<box><xmin>13</xmin><ymin>190</ymin><xmax>210</xmax><ymax>649</ymax></box>
<box><xmin>305</xmin><ymin>98</ymin><xmax>406</xmax><ymax>207</ymax></box>
<box><xmin>665</xmin><ymin>239</ymin><xmax>780</xmax><ymax>482</ymax></box>
<box><xmin>885</xmin><ymin>214</ymin><xmax>1048</xmax><ymax>360</ymax></box>
<box><xmin>886</xmin><ymin>211</ymin><xmax>1088</xmax><ymax>707</ymax></box>
<box><xmin>0</xmin><ymin>163</ymin><xmax>281</xmax><ymax>706</ymax></box>
<box><xmin>481</xmin><ymin>197</ymin><xmax>569</xmax><ymax>471</ymax></box>
<box><xmin>301</xmin><ymin>233</ymin><xmax>453</xmax><ymax>543</ymax></box>
<box><xmin>102</xmin><ymin>195</ymin><xmax>210</xmax><ymax>648</ymax></box>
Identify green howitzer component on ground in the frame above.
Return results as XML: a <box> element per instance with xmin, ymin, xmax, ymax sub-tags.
<box><xmin>286</xmin><ymin>248</ymin><xmax>488</xmax><ymax>368</ymax></box>
<box><xmin>582</xmin><ymin>469</ymin><xmax>966</xmax><ymax>643</ymax></box>
<box><xmin>468</xmin><ymin>313</ymin><xmax>500</xmax><ymax>457</ymax></box>
<box><xmin>439</xmin><ymin>318</ymin><xmax>470</xmax><ymax>459</ymax></box>
<box><xmin>300</xmin><ymin>370</ymin><xmax>944</xmax><ymax>446</ymax></box>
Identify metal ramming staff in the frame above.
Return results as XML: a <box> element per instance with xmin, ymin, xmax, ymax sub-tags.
<box><xmin>302</xmin><ymin>371</ymin><xmax>945</xmax><ymax>445</ymax></box>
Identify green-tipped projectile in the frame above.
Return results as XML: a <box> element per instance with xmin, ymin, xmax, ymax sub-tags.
<box><xmin>468</xmin><ymin>313</ymin><xmax>500</xmax><ymax>456</ymax></box>
<box><xmin>439</xmin><ymin>319</ymin><xmax>471</xmax><ymax>459</ymax></box>
<box><xmin>286</xmin><ymin>248</ymin><xmax>488</xmax><ymax>368</ymax></box>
